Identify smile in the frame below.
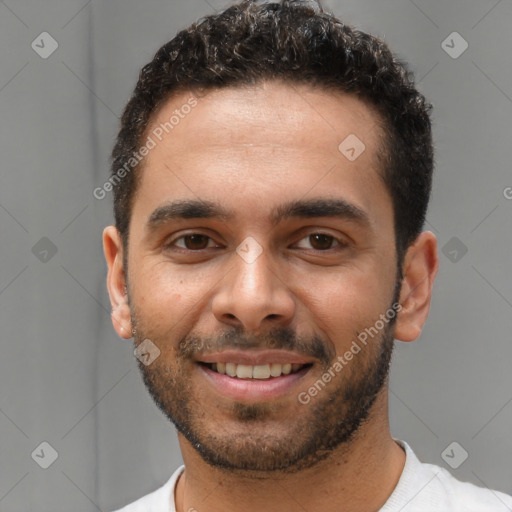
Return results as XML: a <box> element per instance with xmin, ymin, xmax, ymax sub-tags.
<box><xmin>201</xmin><ymin>362</ymin><xmax>311</xmax><ymax>379</ymax></box>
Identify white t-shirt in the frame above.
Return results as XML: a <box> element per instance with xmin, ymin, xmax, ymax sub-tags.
<box><xmin>111</xmin><ymin>439</ymin><xmax>512</xmax><ymax>512</ymax></box>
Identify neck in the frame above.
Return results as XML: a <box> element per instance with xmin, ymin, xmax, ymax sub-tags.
<box><xmin>175</xmin><ymin>390</ymin><xmax>405</xmax><ymax>512</ymax></box>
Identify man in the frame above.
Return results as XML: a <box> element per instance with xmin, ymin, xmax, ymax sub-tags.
<box><xmin>103</xmin><ymin>1</ymin><xmax>512</xmax><ymax>511</ymax></box>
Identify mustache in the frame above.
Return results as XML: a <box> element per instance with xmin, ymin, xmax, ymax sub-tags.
<box><xmin>178</xmin><ymin>326</ymin><xmax>334</xmax><ymax>366</ymax></box>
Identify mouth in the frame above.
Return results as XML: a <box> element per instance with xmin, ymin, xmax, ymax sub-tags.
<box><xmin>199</xmin><ymin>362</ymin><xmax>313</xmax><ymax>379</ymax></box>
<box><xmin>195</xmin><ymin>350</ymin><xmax>315</xmax><ymax>401</ymax></box>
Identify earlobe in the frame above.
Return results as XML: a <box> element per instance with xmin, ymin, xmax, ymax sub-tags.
<box><xmin>103</xmin><ymin>225</ymin><xmax>133</xmax><ymax>339</ymax></box>
<box><xmin>394</xmin><ymin>231</ymin><xmax>439</xmax><ymax>343</ymax></box>
<box><xmin>111</xmin><ymin>304</ymin><xmax>132</xmax><ymax>340</ymax></box>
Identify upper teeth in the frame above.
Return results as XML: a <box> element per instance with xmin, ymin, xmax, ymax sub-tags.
<box><xmin>212</xmin><ymin>363</ymin><xmax>302</xmax><ymax>379</ymax></box>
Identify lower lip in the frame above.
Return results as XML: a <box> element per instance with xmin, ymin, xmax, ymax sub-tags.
<box><xmin>198</xmin><ymin>364</ymin><xmax>312</xmax><ymax>401</ymax></box>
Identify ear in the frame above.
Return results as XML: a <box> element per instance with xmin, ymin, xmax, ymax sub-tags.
<box><xmin>394</xmin><ymin>231</ymin><xmax>439</xmax><ymax>342</ymax></box>
<box><xmin>103</xmin><ymin>225</ymin><xmax>132</xmax><ymax>339</ymax></box>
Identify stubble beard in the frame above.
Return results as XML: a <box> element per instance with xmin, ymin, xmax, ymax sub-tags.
<box><xmin>129</xmin><ymin>283</ymin><xmax>400</xmax><ymax>474</ymax></box>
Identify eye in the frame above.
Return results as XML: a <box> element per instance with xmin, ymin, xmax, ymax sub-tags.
<box><xmin>167</xmin><ymin>234</ymin><xmax>217</xmax><ymax>251</ymax></box>
<box><xmin>294</xmin><ymin>233</ymin><xmax>346</xmax><ymax>251</ymax></box>
<box><xmin>164</xmin><ymin>232</ymin><xmax>347</xmax><ymax>253</ymax></box>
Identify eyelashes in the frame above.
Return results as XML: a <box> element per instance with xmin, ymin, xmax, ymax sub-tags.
<box><xmin>165</xmin><ymin>232</ymin><xmax>348</xmax><ymax>253</ymax></box>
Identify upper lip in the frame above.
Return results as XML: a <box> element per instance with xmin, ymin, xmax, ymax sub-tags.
<box><xmin>195</xmin><ymin>350</ymin><xmax>314</xmax><ymax>366</ymax></box>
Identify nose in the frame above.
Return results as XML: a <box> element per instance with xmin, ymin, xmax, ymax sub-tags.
<box><xmin>211</xmin><ymin>246</ymin><xmax>296</xmax><ymax>332</ymax></box>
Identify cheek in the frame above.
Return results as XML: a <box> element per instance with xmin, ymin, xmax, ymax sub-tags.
<box><xmin>134</xmin><ymin>260</ymin><xmax>211</xmax><ymax>310</ymax></box>
<box><xmin>130</xmin><ymin>262</ymin><xmax>218</xmax><ymax>343</ymax></box>
<box><xmin>297</xmin><ymin>267</ymin><xmax>392</xmax><ymax>348</ymax></box>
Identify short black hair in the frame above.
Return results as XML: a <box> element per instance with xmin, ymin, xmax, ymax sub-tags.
<box><xmin>110</xmin><ymin>0</ymin><xmax>433</xmax><ymax>266</ymax></box>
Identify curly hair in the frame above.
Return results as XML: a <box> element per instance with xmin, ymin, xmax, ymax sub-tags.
<box><xmin>110</xmin><ymin>0</ymin><xmax>433</xmax><ymax>266</ymax></box>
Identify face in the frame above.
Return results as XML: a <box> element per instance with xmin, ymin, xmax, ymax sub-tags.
<box><xmin>108</xmin><ymin>81</ymin><xmax>405</xmax><ymax>473</ymax></box>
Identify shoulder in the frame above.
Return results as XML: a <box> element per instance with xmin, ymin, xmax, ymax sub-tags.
<box><xmin>382</xmin><ymin>440</ymin><xmax>512</xmax><ymax>512</ymax></box>
<box><xmin>110</xmin><ymin>465</ymin><xmax>185</xmax><ymax>512</ymax></box>
<box><xmin>423</xmin><ymin>460</ymin><xmax>512</xmax><ymax>511</ymax></box>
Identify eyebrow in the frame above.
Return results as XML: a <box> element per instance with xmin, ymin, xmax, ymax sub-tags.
<box><xmin>146</xmin><ymin>197</ymin><xmax>371</xmax><ymax>232</ymax></box>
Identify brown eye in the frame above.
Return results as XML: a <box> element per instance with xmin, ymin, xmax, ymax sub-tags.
<box><xmin>294</xmin><ymin>233</ymin><xmax>345</xmax><ymax>251</ymax></box>
<box><xmin>172</xmin><ymin>234</ymin><xmax>213</xmax><ymax>250</ymax></box>
<box><xmin>309</xmin><ymin>234</ymin><xmax>336</xmax><ymax>250</ymax></box>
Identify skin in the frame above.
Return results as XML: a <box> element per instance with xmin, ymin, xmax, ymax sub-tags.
<box><xmin>103</xmin><ymin>81</ymin><xmax>438</xmax><ymax>512</ymax></box>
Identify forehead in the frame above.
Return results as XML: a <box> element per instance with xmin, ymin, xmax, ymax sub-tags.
<box><xmin>132</xmin><ymin>81</ymin><xmax>390</xmax><ymax>230</ymax></box>
<box><xmin>147</xmin><ymin>81</ymin><xmax>382</xmax><ymax>160</ymax></box>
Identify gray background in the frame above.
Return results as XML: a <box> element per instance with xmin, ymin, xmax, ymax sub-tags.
<box><xmin>1</xmin><ymin>0</ymin><xmax>511</xmax><ymax>510</ymax></box>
